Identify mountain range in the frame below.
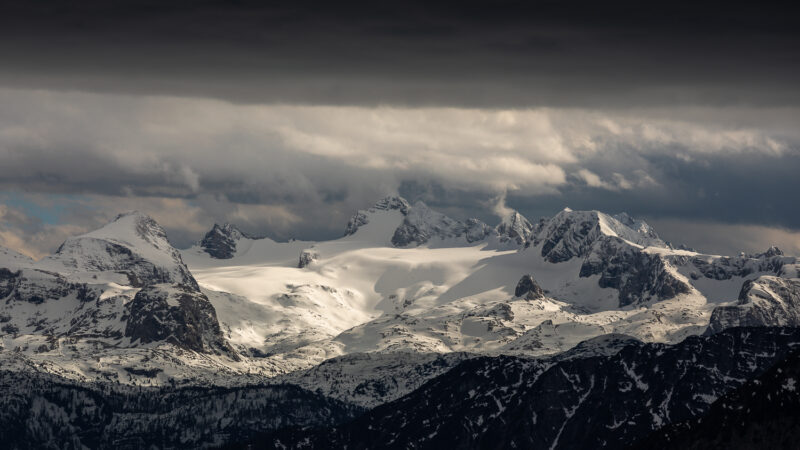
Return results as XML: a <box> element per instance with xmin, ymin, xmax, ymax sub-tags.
<box><xmin>1</xmin><ymin>196</ymin><xmax>799</xmax><ymax>448</ymax></box>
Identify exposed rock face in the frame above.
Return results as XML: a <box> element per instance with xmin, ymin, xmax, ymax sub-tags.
<box><xmin>612</xmin><ymin>212</ymin><xmax>661</xmax><ymax>241</ymax></box>
<box><xmin>579</xmin><ymin>237</ymin><xmax>691</xmax><ymax>307</ymax></box>
<box><xmin>200</xmin><ymin>223</ymin><xmax>249</xmax><ymax>259</ymax></box>
<box><xmin>344</xmin><ymin>196</ymin><xmax>539</xmax><ymax>249</ymax></box>
<box><xmin>514</xmin><ymin>274</ymin><xmax>544</xmax><ymax>300</ymax></box>
<box><xmin>684</xmin><ymin>250</ymin><xmax>787</xmax><ymax>280</ymax></box>
<box><xmin>0</xmin><ymin>268</ymin><xmax>18</xmax><ymax>299</ymax></box>
<box><xmin>533</xmin><ymin>209</ymin><xmax>666</xmax><ymax>263</ymax></box>
<box><xmin>0</xmin><ymin>267</ymin><xmax>99</xmax><ymax>309</ymax></box>
<box><xmin>0</xmin><ymin>213</ymin><xmax>235</xmax><ymax>357</ymax></box>
<box><xmin>463</xmin><ymin>218</ymin><xmax>493</xmax><ymax>243</ymax></box>
<box><xmin>298</xmin><ymin>249</ymin><xmax>319</xmax><ymax>268</ymax></box>
<box><xmin>496</xmin><ymin>211</ymin><xmax>534</xmax><ymax>246</ymax></box>
<box><xmin>344</xmin><ymin>196</ymin><xmax>411</xmax><ymax>236</ymax></box>
<box><xmin>391</xmin><ymin>201</ymin><xmax>466</xmax><ymax>247</ymax></box>
<box><xmin>536</xmin><ymin>210</ymin><xmax>607</xmax><ymax>263</ymax></box>
<box><xmin>50</xmin><ymin>211</ymin><xmax>198</xmax><ymax>289</ymax></box>
<box><xmin>707</xmin><ymin>276</ymin><xmax>800</xmax><ymax>334</ymax></box>
<box><xmin>125</xmin><ymin>284</ymin><xmax>236</xmax><ymax>357</ymax></box>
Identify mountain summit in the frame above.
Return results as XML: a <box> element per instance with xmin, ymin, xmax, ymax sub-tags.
<box><xmin>200</xmin><ymin>223</ymin><xmax>251</xmax><ymax>259</ymax></box>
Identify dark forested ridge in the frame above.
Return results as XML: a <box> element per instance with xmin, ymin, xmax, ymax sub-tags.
<box><xmin>0</xmin><ymin>370</ymin><xmax>363</xmax><ymax>449</ymax></box>
<box><xmin>232</xmin><ymin>327</ymin><xmax>800</xmax><ymax>450</ymax></box>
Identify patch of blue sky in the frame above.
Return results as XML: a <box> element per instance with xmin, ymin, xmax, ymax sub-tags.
<box><xmin>0</xmin><ymin>191</ymin><xmax>94</xmax><ymax>225</ymax></box>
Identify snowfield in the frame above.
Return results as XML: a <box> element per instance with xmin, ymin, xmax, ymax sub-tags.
<box><xmin>1</xmin><ymin>196</ymin><xmax>798</xmax><ymax>396</ymax></box>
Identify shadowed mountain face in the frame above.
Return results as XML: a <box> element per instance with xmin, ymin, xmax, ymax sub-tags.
<box><xmin>235</xmin><ymin>328</ymin><xmax>800</xmax><ymax>450</ymax></box>
<box><xmin>634</xmin><ymin>348</ymin><xmax>800</xmax><ymax>449</ymax></box>
<box><xmin>0</xmin><ymin>370</ymin><xmax>363</xmax><ymax>450</ymax></box>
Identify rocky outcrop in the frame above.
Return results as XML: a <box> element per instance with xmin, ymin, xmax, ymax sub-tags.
<box><xmin>707</xmin><ymin>276</ymin><xmax>800</xmax><ymax>334</ymax></box>
<box><xmin>579</xmin><ymin>237</ymin><xmax>691</xmax><ymax>307</ymax></box>
<box><xmin>125</xmin><ymin>284</ymin><xmax>236</xmax><ymax>357</ymax></box>
<box><xmin>344</xmin><ymin>196</ymin><xmax>411</xmax><ymax>236</ymax></box>
<box><xmin>496</xmin><ymin>211</ymin><xmax>534</xmax><ymax>246</ymax></box>
<box><xmin>200</xmin><ymin>223</ymin><xmax>249</xmax><ymax>259</ymax></box>
<box><xmin>612</xmin><ymin>212</ymin><xmax>661</xmax><ymax>241</ymax></box>
<box><xmin>533</xmin><ymin>209</ymin><xmax>666</xmax><ymax>263</ymax></box>
<box><xmin>684</xmin><ymin>249</ymin><xmax>788</xmax><ymax>281</ymax></box>
<box><xmin>0</xmin><ymin>268</ymin><xmax>18</xmax><ymax>299</ymax></box>
<box><xmin>514</xmin><ymin>274</ymin><xmax>544</xmax><ymax>300</ymax></box>
<box><xmin>391</xmin><ymin>201</ymin><xmax>467</xmax><ymax>247</ymax></box>
<box><xmin>462</xmin><ymin>218</ymin><xmax>493</xmax><ymax>243</ymax></box>
<box><xmin>298</xmin><ymin>249</ymin><xmax>319</xmax><ymax>268</ymax></box>
<box><xmin>0</xmin><ymin>268</ymin><xmax>97</xmax><ymax>306</ymax></box>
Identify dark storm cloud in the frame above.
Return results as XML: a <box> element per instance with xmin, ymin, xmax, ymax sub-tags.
<box><xmin>0</xmin><ymin>0</ymin><xmax>798</xmax><ymax>107</ymax></box>
<box><xmin>1</xmin><ymin>2</ymin><xmax>799</xmax><ymax>258</ymax></box>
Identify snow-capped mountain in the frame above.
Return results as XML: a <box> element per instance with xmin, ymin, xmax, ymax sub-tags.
<box><xmin>2</xmin><ymin>196</ymin><xmax>800</xmax><ymax>448</ymax></box>
<box><xmin>45</xmin><ymin>211</ymin><xmax>197</xmax><ymax>287</ymax></box>
<box><xmin>0</xmin><ymin>211</ymin><xmax>240</xmax><ymax>382</ymax></box>
<box><xmin>4</xmin><ymin>196</ymin><xmax>799</xmax><ymax>388</ymax></box>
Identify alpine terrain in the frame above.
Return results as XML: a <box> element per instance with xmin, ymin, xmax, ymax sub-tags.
<box><xmin>2</xmin><ymin>197</ymin><xmax>799</xmax><ymax>448</ymax></box>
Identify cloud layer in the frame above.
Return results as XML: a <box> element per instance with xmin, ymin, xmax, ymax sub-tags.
<box><xmin>0</xmin><ymin>1</ymin><xmax>798</xmax><ymax>107</ymax></box>
<box><xmin>0</xmin><ymin>88</ymin><xmax>798</xmax><ymax>257</ymax></box>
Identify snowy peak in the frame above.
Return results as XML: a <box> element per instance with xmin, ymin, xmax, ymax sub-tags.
<box><xmin>84</xmin><ymin>211</ymin><xmax>170</xmax><ymax>247</ymax></box>
<box><xmin>533</xmin><ymin>208</ymin><xmax>666</xmax><ymax>263</ymax></box>
<box><xmin>612</xmin><ymin>212</ymin><xmax>661</xmax><ymax>241</ymax></box>
<box><xmin>200</xmin><ymin>223</ymin><xmax>249</xmax><ymax>259</ymax></box>
<box><xmin>345</xmin><ymin>197</ymin><xmax>498</xmax><ymax>248</ymax></box>
<box><xmin>343</xmin><ymin>196</ymin><xmax>411</xmax><ymax>237</ymax></box>
<box><xmin>495</xmin><ymin>210</ymin><xmax>534</xmax><ymax>246</ymax></box>
<box><xmin>391</xmin><ymin>200</ymin><xmax>466</xmax><ymax>247</ymax></box>
<box><xmin>707</xmin><ymin>276</ymin><xmax>800</xmax><ymax>333</ymax></box>
<box><xmin>372</xmin><ymin>196</ymin><xmax>411</xmax><ymax>214</ymax></box>
<box><xmin>47</xmin><ymin>211</ymin><xmax>196</xmax><ymax>287</ymax></box>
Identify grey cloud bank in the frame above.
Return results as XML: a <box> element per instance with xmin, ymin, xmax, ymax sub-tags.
<box><xmin>0</xmin><ymin>1</ymin><xmax>798</xmax><ymax>258</ymax></box>
<box><xmin>0</xmin><ymin>1</ymin><xmax>798</xmax><ymax>108</ymax></box>
<box><xmin>0</xmin><ymin>88</ymin><xmax>798</xmax><ymax>257</ymax></box>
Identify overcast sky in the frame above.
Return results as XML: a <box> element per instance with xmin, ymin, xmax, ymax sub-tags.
<box><xmin>0</xmin><ymin>1</ymin><xmax>799</xmax><ymax>258</ymax></box>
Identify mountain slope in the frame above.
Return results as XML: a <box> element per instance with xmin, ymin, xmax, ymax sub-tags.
<box><xmin>0</xmin><ymin>369</ymin><xmax>362</xmax><ymax>450</ymax></box>
<box><xmin>634</xmin><ymin>347</ymin><xmax>800</xmax><ymax>449</ymax></box>
<box><xmin>246</xmin><ymin>327</ymin><xmax>800</xmax><ymax>450</ymax></box>
<box><xmin>0</xmin><ymin>211</ymin><xmax>239</xmax><ymax>383</ymax></box>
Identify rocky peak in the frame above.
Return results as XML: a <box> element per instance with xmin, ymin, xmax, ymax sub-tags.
<box><xmin>532</xmin><ymin>208</ymin><xmax>666</xmax><ymax>263</ymax></box>
<box><xmin>755</xmin><ymin>246</ymin><xmax>784</xmax><ymax>258</ymax></box>
<box><xmin>533</xmin><ymin>209</ymin><xmax>606</xmax><ymax>263</ymax></box>
<box><xmin>298</xmin><ymin>248</ymin><xmax>319</xmax><ymax>268</ymax></box>
<box><xmin>200</xmin><ymin>223</ymin><xmax>249</xmax><ymax>259</ymax></box>
<box><xmin>48</xmin><ymin>211</ymin><xmax>197</xmax><ymax>288</ymax></box>
<box><xmin>125</xmin><ymin>284</ymin><xmax>237</xmax><ymax>358</ymax></box>
<box><xmin>372</xmin><ymin>196</ymin><xmax>411</xmax><ymax>214</ymax></box>
<box><xmin>495</xmin><ymin>211</ymin><xmax>534</xmax><ymax>246</ymax></box>
<box><xmin>463</xmin><ymin>218</ymin><xmax>493</xmax><ymax>243</ymax></box>
<box><xmin>612</xmin><ymin>212</ymin><xmax>661</xmax><ymax>241</ymax></box>
<box><xmin>391</xmin><ymin>201</ymin><xmax>464</xmax><ymax>247</ymax></box>
<box><xmin>344</xmin><ymin>196</ymin><xmax>411</xmax><ymax>237</ymax></box>
<box><xmin>707</xmin><ymin>276</ymin><xmax>800</xmax><ymax>334</ymax></box>
<box><xmin>514</xmin><ymin>274</ymin><xmax>544</xmax><ymax>300</ymax></box>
